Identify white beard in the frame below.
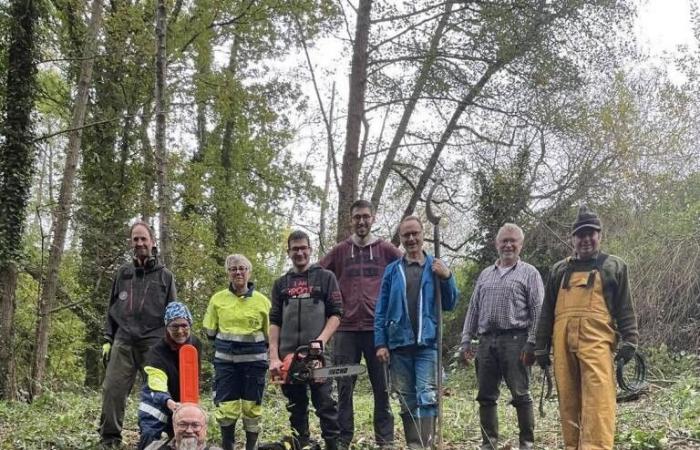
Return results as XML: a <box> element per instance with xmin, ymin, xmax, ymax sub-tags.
<box><xmin>178</xmin><ymin>437</ymin><xmax>200</xmax><ymax>450</ymax></box>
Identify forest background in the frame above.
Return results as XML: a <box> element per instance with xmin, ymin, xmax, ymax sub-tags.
<box><xmin>0</xmin><ymin>0</ymin><xmax>698</xmax><ymax>448</ymax></box>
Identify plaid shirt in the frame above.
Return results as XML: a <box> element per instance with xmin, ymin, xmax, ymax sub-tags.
<box><xmin>461</xmin><ymin>259</ymin><xmax>544</xmax><ymax>347</ymax></box>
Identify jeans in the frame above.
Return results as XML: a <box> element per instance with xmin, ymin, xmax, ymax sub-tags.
<box><xmin>389</xmin><ymin>345</ymin><xmax>437</xmax><ymax>418</ymax></box>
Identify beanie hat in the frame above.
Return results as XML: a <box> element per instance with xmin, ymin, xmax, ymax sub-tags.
<box><xmin>572</xmin><ymin>204</ymin><xmax>602</xmax><ymax>235</ymax></box>
<box><xmin>164</xmin><ymin>301</ymin><xmax>193</xmax><ymax>325</ymax></box>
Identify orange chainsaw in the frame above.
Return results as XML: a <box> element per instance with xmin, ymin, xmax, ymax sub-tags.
<box><xmin>272</xmin><ymin>340</ymin><xmax>366</xmax><ymax>384</ymax></box>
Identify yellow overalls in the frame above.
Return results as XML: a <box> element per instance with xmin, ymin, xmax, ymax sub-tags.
<box><xmin>552</xmin><ymin>266</ymin><xmax>617</xmax><ymax>450</ymax></box>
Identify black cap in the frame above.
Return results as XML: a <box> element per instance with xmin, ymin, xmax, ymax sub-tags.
<box><xmin>572</xmin><ymin>204</ymin><xmax>602</xmax><ymax>235</ymax></box>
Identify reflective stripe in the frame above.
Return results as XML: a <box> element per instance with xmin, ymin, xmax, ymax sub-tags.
<box><xmin>217</xmin><ymin>331</ymin><xmax>265</xmax><ymax>343</ymax></box>
<box><xmin>214</xmin><ymin>351</ymin><xmax>268</xmax><ymax>363</ymax></box>
<box><xmin>139</xmin><ymin>402</ymin><xmax>169</xmax><ymax>423</ymax></box>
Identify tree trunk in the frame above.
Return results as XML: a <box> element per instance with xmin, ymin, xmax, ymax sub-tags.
<box><xmin>370</xmin><ymin>1</ymin><xmax>453</xmax><ymax>210</ymax></box>
<box><xmin>0</xmin><ymin>0</ymin><xmax>39</xmax><ymax>401</ymax></box>
<box><xmin>30</xmin><ymin>0</ymin><xmax>103</xmax><ymax>398</ymax></box>
<box><xmin>140</xmin><ymin>104</ymin><xmax>155</xmax><ymax>223</ymax></box>
<box><xmin>0</xmin><ymin>264</ymin><xmax>18</xmax><ymax>400</ymax></box>
<box><xmin>319</xmin><ymin>84</ymin><xmax>336</xmax><ymax>254</ymax></box>
<box><xmin>215</xmin><ymin>37</ymin><xmax>239</xmax><ymax>253</ymax></box>
<box><xmin>336</xmin><ymin>0</ymin><xmax>372</xmax><ymax>242</ymax></box>
<box><xmin>154</xmin><ymin>0</ymin><xmax>172</xmax><ymax>266</ymax></box>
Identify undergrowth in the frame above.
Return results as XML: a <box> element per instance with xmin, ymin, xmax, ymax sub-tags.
<box><xmin>0</xmin><ymin>346</ymin><xmax>698</xmax><ymax>449</ymax></box>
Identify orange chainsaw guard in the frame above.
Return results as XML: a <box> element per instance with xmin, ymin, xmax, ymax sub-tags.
<box><xmin>179</xmin><ymin>344</ymin><xmax>199</xmax><ymax>403</ymax></box>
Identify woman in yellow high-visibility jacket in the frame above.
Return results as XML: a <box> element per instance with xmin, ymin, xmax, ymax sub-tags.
<box><xmin>203</xmin><ymin>254</ymin><xmax>271</xmax><ymax>450</ymax></box>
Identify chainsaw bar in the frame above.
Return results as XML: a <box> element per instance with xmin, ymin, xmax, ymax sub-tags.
<box><xmin>312</xmin><ymin>364</ymin><xmax>366</xmax><ymax>380</ymax></box>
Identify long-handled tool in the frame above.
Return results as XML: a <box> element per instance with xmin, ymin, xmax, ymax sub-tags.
<box><xmin>426</xmin><ymin>180</ymin><xmax>443</xmax><ymax>450</ymax></box>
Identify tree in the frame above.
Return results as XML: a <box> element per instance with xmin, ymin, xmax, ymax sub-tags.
<box><xmin>30</xmin><ymin>0</ymin><xmax>103</xmax><ymax>398</ymax></box>
<box><xmin>336</xmin><ymin>0</ymin><xmax>372</xmax><ymax>241</ymax></box>
<box><xmin>154</xmin><ymin>0</ymin><xmax>172</xmax><ymax>267</ymax></box>
<box><xmin>0</xmin><ymin>0</ymin><xmax>39</xmax><ymax>401</ymax></box>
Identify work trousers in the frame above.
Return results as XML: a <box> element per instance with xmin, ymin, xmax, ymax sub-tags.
<box><xmin>214</xmin><ymin>360</ymin><xmax>268</xmax><ymax>431</ymax></box>
<box><xmin>475</xmin><ymin>330</ymin><xmax>534</xmax><ymax>445</ymax></box>
<box><xmin>333</xmin><ymin>331</ymin><xmax>394</xmax><ymax>446</ymax></box>
<box><xmin>281</xmin><ymin>380</ymin><xmax>340</xmax><ymax>442</ymax></box>
<box><xmin>100</xmin><ymin>337</ymin><xmax>160</xmax><ymax>444</ymax></box>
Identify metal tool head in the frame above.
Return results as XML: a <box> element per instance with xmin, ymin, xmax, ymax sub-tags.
<box><xmin>426</xmin><ymin>180</ymin><xmax>442</xmax><ymax>225</ymax></box>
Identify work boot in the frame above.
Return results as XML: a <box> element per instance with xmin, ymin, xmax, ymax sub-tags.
<box><xmin>400</xmin><ymin>413</ymin><xmax>422</xmax><ymax>449</ymax></box>
<box><xmin>515</xmin><ymin>404</ymin><xmax>535</xmax><ymax>450</ymax></box>
<box><xmin>418</xmin><ymin>416</ymin><xmax>436</xmax><ymax>449</ymax></box>
<box><xmin>246</xmin><ymin>431</ymin><xmax>259</xmax><ymax>450</ymax></box>
<box><xmin>478</xmin><ymin>405</ymin><xmax>499</xmax><ymax>450</ymax></box>
<box><xmin>324</xmin><ymin>439</ymin><xmax>339</xmax><ymax>450</ymax></box>
<box><xmin>221</xmin><ymin>423</ymin><xmax>236</xmax><ymax>450</ymax></box>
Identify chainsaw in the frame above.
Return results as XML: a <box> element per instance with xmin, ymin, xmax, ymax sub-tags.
<box><xmin>271</xmin><ymin>340</ymin><xmax>366</xmax><ymax>384</ymax></box>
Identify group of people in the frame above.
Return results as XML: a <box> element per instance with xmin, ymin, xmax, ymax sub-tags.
<box><xmin>97</xmin><ymin>201</ymin><xmax>637</xmax><ymax>450</ymax></box>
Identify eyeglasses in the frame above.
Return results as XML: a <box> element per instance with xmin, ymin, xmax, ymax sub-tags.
<box><xmin>400</xmin><ymin>231</ymin><xmax>421</xmax><ymax>239</ymax></box>
<box><xmin>289</xmin><ymin>245</ymin><xmax>310</xmax><ymax>253</ymax></box>
<box><xmin>176</xmin><ymin>421</ymin><xmax>203</xmax><ymax>431</ymax></box>
<box><xmin>167</xmin><ymin>323</ymin><xmax>190</xmax><ymax>331</ymax></box>
<box><xmin>351</xmin><ymin>214</ymin><xmax>372</xmax><ymax>222</ymax></box>
<box><xmin>227</xmin><ymin>266</ymin><xmax>248</xmax><ymax>273</ymax></box>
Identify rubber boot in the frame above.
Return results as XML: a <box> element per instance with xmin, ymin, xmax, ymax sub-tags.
<box><xmin>515</xmin><ymin>405</ymin><xmax>535</xmax><ymax>450</ymax></box>
<box><xmin>400</xmin><ymin>413</ymin><xmax>422</xmax><ymax>449</ymax></box>
<box><xmin>221</xmin><ymin>423</ymin><xmax>236</xmax><ymax>450</ymax></box>
<box><xmin>418</xmin><ymin>416</ymin><xmax>436</xmax><ymax>449</ymax></box>
<box><xmin>324</xmin><ymin>439</ymin><xmax>338</xmax><ymax>450</ymax></box>
<box><xmin>478</xmin><ymin>405</ymin><xmax>498</xmax><ymax>450</ymax></box>
<box><xmin>246</xmin><ymin>431</ymin><xmax>259</xmax><ymax>450</ymax></box>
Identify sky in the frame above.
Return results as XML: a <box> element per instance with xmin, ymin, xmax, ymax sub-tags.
<box><xmin>635</xmin><ymin>0</ymin><xmax>696</xmax><ymax>83</ymax></box>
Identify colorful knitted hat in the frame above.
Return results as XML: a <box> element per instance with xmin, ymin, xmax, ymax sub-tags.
<box><xmin>164</xmin><ymin>301</ymin><xmax>193</xmax><ymax>325</ymax></box>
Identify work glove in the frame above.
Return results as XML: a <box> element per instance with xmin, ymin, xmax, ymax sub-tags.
<box><xmin>615</xmin><ymin>341</ymin><xmax>636</xmax><ymax>364</ymax></box>
<box><xmin>520</xmin><ymin>342</ymin><xmax>536</xmax><ymax>366</ymax></box>
<box><xmin>535</xmin><ymin>350</ymin><xmax>551</xmax><ymax>369</ymax></box>
<box><xmin>102</xmin><ymin>342</ymin><xmax>112</xmax><ymax>369</ymax></box>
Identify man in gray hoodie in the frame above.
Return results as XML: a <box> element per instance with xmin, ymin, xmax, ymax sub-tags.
<box><xmin>320</xmin><ymin>199</ymin><xmax>402</xmax><ymax>449</ymax></box>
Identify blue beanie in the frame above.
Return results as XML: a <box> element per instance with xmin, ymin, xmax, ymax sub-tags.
<box><xmin>164</xmin><ymin>301</ymin><xmax>193</xmax><ymax>325</ymax></box>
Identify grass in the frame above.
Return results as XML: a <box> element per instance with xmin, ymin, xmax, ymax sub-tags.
<box><xmin>0</xmin><ymin>347</ymin><xmax>698</xmax><ymax>449</ymax></box>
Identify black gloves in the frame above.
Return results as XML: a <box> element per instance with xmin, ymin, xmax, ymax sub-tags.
<box><xmin>535</xmin><ymin>350</ymin><xmax>551</xmax><ymax>369</ymax></box>
<box><xmin>615</xmin><ymin>341</ymin><xmax>636</xmax><ymax>364</ymax></box>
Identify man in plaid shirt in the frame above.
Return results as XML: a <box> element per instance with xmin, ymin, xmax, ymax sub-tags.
<box><xmin>460</xmin><ymin>223</ymin><xmax>543</xmax><ymax>450</ymax></box>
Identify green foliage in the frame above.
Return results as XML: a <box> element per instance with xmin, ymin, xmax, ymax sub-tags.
<box><xmin>471</xmin><ymin>146</ymin><xmax>532</xmax><ymax>266</ymax></box>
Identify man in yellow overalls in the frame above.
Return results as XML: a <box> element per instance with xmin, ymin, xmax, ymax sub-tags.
<box><xmin>534</xmin><ymin>205</ymin><xmax>638</xmax><ymax>450</ymax></box>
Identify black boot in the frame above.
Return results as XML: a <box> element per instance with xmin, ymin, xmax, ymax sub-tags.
<box><xmin>418</xmin><ymin>416</ymin><xmax>436</xmax><ymax>449</ymax></box>
<box><xmin>221</xmin><ymin>423</ymin><xmax>236</xmax><ymax>450</ymax></box>
<box><xmin>246</xmin><ymin>431</ymin><xmax>259</xmax><ymax>450</ymax></box>
<box><xmin>478</xmin><ymin>405</ymin><xmax>498</xmax><ymax>450</ymax></box>
<box><xmin>400</xmin><ymin>413</ymin><xmax>421</xmax><ymax>449</ymax></box>
<box><xmin>324</xmin><ymin>439</ymin><xmax>338</xmax><ymax>450</ymax></box>
<box><xmin>515</xmin><ymin>404</ymin><xmax>535</xmax><ymax>449</ymax></box>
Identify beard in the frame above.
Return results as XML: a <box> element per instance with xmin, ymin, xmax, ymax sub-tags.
<box><xmin>178</xmin><ymin>437</ymin><xmax>200</xmax><ymax>450</ymax></box>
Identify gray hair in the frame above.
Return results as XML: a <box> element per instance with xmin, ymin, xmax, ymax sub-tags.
<box><xmin>496</xmin><ymin>223</ymin><xmax>524</xmax><ymax>242</ymax></box>
<box><xmin>225</xmin><ymin>254</ymin><xmax>253</xmax><ymax>273</ymax></box>
<box><xmin>173</xmin><ymin>402</ymin><xmax>208</xmax><ymax>425</ymax></box>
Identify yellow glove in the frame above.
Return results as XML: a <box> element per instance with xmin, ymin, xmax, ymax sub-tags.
<box><xmin>102</xmin><ymin>343</ymin><xmax>112</xmax><ymax>368</ymax></box>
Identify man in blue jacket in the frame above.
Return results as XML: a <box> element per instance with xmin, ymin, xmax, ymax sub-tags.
<box><xmin>375</xmin><ymin>216</ymin><xmax>459</xmax><ymax>449</ymax></box>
